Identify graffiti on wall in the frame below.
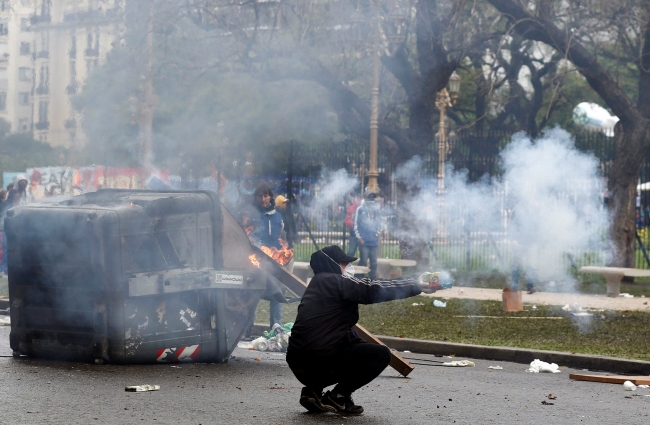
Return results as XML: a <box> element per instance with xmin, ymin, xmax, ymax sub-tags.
<box><xmin>3</xmin><ymin>166</ymin><xmax>171</xmax><ymax>200</ymax></box>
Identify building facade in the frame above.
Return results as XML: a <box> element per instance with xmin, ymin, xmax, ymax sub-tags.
<box><xmin>0</xmin><ymin>0</ymin><xmax>123</xmax><ymax>148</ymax></box>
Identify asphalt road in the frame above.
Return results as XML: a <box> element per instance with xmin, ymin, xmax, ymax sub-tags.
<box><xmin>0</xmin><ymin>326</ymin><xmax>648</xmax><ymax>424</ymax></box>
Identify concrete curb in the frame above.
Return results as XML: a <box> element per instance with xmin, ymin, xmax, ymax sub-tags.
<box><xmin>252</xmin><ymin>324</ymin><xmax>650</xmax><ymax>375</ymax></box>
<box><xmin>378</xmin><ymin>336</ymin><xmax>650</xmax><ymax>375</ymax></box>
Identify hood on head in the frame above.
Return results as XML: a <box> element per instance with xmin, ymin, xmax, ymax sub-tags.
<box><xmin>14</xmin><ymin>174</ymin><xmax>27</xmax><ymax>183</ymax></box>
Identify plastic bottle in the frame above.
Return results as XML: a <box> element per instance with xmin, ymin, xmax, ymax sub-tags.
<box><xmin>252</xmin><ymin>336</ymin><xmax>269</xmax><ymax>351</ymax></box>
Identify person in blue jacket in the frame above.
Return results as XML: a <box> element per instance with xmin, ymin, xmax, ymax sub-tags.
<box><xmin>250</xmin><ymin>182</ymin><xmax>285</xmax><ymax>327</ymax></box>
<box><xmin>353</xmin><ymin>192</ymin><xmax>382</xmax><ymax>279</ymax></box>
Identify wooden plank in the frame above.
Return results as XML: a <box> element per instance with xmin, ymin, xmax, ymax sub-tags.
<box><xmin>253</xmin><ymin>247</ymin><xmax>415</xmax><ymax>377</ymax></box>
<box><xmin>569</xmin><ymin>373</ymin><xmax>650</xmax><ymax>385</ymax></box>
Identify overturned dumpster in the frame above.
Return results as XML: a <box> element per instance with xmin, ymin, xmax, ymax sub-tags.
<box><xmin>6</xmin><ymin>190</ymin><xmax>266</xmax><ymax>364</ymax></box>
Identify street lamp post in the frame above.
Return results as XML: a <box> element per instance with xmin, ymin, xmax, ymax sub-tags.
<box><xmin>435</xmin><ymin>71</ymin><xmax>461</xmax><ymax>194</ymax></box>
<box><xmin>350</xmin><ymin>2</ymin><xmax>408</xmax><ymax>195</ymax></box>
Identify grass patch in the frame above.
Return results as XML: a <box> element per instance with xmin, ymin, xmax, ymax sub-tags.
<box><xmin>255</xmin><ymin>297</ymin><xmax>650</xmax><ymax>361</ymax></box>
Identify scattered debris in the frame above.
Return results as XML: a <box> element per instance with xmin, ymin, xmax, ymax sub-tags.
<box><xmin>403</xmin><ymin>350</ymin><xmax>411</xmax><ymax>353</ymax></box>
<box><xmin>619</xmin><ymin>293</ymin><xmax>634</xmax><ymax>298</ymax></box>
<box><xmin>125</xmin><ymin>385</ymin><xmax>160</xmax><ymax>392</ymax></box>
<box><xmin>254</xmin><ymin>357</ymin><xmax>262</xmax><ymax>361</ymax></box>
<box><xmin>442</xmin><ymin>360</ymin><xmax>475</xmax><ymax>367</ymax></box>
<box><xmin>433</xmin><ymin>300</ymin><xmax>447</xmax><ymax>308</ymax></box>
<box><xmin>638</xmin><ymin>385</ymin><xmax>650</xmax><ymax>389</ymax></box>
<box><xmin>531</xmin><ymin>305</ymin><xmax>537</xmax><ymax>309</ymax></box>
<box><xmin>526</xmin><ymin>359</ymin><xmax>560</xmax><ymax>373</ymax></box>
<box><xmin>250</xmin><ymin>324</ymin><xmax>291</xmax><ymax>352</ymax></box>
<box><xmin>488</xmin><ymin>366</ymin><xmax>503</xmax><ymax>370</ymax></box>
<box><xmin>541</xmin><ymin>400</ymin><xmax>554</xmax><ymax>405</ymax></box>
<box><xmin>572</xmin><ymin>312</ymin><xmax>593</xmax><ymax>317</ymax></box>
<box><xmin>547</xmin><ymin>394</ymin><xmax>557</xmax><ymax>400</ymax></box>
<box><xmin>0</xmin><ymin>316</ymin><xmax>10</xmax><ymax>326</ymax></box>
<box><xmin>623</xmin><ymin>381</ymin><xmax>637</xmax><ymax>391</ymax></box>
<box><xmin>412</xmin><ymin>302</ymin><xmax>424</xmax><ymax>306</ymax></box>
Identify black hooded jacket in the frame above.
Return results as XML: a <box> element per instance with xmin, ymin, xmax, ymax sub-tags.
<box><xmin>287</xmin><ymin>249</ymin><xmax>421</xmax><ymax>356</ymax></box>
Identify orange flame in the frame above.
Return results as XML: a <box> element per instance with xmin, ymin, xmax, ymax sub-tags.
<box><xmin>260</xmin><ymin>238</ymin><xmax>294</xmax><ymax>266</ymax></box>
<box><xmin>245</xmin><ymin>226</ymin><xmax>254</xmax><ymax>236</ymax></box>
<box><xmin>249</xmin><ymin>254</ymin><xmax>260</xmax><ymax>268</ymax></box>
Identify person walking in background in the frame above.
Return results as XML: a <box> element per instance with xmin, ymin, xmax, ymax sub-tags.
<box><xmin>14</xmin><ymin>175</ymin><xmax>30</xmax><ymax>205</ymax></box>
<box><xmin>354</xmin><ymin>192</ymin><xmax>382</xmax><ymax>279</ymax></box>
<box><xmin>250</xmin><ymin>182</ymin><xmax>285</xmax><ymax>328</ymax></box>
<box><xmin>344</xmin><ymin>192</ymin><xmax>360</xmax><ymax>257</ymax></box>
<box><xmin>275</xmin><ymin>194</ymin><xmax>297</xmax><ymax>250</ymax></box>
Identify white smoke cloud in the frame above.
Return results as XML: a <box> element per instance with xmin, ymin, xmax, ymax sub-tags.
<box><xmin>396</xmin><ymin>127</ymin><xmax>609</xmax><ymax>283</ymax></box>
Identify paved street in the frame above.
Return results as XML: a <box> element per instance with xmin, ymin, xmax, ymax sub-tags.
<box><xmin>0</xmin><ymin>326</ymin><xmax>648</xmax><ymax>424</ymax></box>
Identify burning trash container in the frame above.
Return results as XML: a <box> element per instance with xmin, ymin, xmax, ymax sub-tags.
<box><xmin>6</xmin><ymin>190</ymin><xmax>266</xmax><ymax>364</ymax></box>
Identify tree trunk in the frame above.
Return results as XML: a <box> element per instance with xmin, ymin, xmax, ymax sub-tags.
<box><xmin>608</xmin><ymin>123</ymin><xmax>647</xmax><ymax>267</ymax></box>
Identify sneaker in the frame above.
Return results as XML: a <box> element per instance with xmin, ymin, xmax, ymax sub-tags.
<box><xmin>527</xmin><ymin>287</ymin><xmax>537</xmax><ymax>294</ymax></box>
<box><xmin>299</xmin><ymin>387</ymin><xmax>335</xmax><ymax>414</ymax></box>
<box><xmin>322</xmin><ymin>390</ymin><xmax>364</xmax><ymax>415</ymax></box>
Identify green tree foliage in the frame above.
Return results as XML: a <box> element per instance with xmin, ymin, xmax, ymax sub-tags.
<box><xmin>0</xmin><ymin>119</ymin><xmax>69</xmax><ymax>185</ymax></box>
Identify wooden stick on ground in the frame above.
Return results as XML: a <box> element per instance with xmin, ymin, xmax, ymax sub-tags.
<box><xmin>569</xmin><ymin>373</ymin><xmax>650</xmax><ymax>385</ymax></box>
<box><xmin>254</xmin><ymin>247</ymin><xmax>415</xmax><ymax>377</ymax></box>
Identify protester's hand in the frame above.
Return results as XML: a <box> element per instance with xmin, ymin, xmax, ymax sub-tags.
<box><xmin>358</xmin><ymin>238</ymin><xmax>364</xmax><ymax>245</ymax></box>
<box><xmin>418</xmin><ymin>272</ymin><xmax>440</xmax><ymax>293</ymax></box>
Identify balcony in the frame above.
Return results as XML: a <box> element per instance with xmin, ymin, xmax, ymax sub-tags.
<box><xmin>30</xmin><ymin>15</ymin><xmax>51</xmax><ymax>26</ymax></box>
<box><xmin>35</xmin><ymin>121</ymin><xmax>49</xmax><ymax>130</ymax></box>
<box><xmin>63</xmin><ymin>7</ymin><xmax>121</xmax><ymax>24</ymax></box>
<box><xmin>36</xmin><ymin>86</ymin><xmax>49</xmax><ymax>95</ymax></box>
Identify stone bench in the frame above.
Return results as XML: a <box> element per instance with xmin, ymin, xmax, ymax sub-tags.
<box><xmin>579</xmin><ymin>266</ymin><xmax>650</xmax><ymax>297</ymax></box>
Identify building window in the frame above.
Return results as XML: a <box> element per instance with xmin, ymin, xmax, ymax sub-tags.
<box><xmin>18</xmin><ymin>118</ymin><xmax>29</xmax><ymax>132</ymax></box>
<box><xmin>0</xmin><ymin>92</ymin><xmax>6</xmax><ymax>111</ymax></box>
<box><xmin>19</xmin><ymin>92</ymin><xmax>29</xmax><ymax>105</ymax></box>
<box><xmin>0</xmin><ymin>20</ymin><xmax>8</xmax><ymax>37</ymax></box>
<box><xmin>0</xmin><ymin>1</ymin><xmax>8</xmax><ymax>12</ymax></box>
<box><xmin>20</xmin><ymin>42</ymin><xmax>30</xmax><ymax>55</ymax></box>
<box><xmin>36</xmin><ymin>65</ymin><xmax>49</xmax><ymax>95</ymax></box>
<box><xmin>36</xmin><ymin>100</ymin><xmax>49</xmax><ymax>129</ymax></box>
<box><xmin>21</xmin><ymin>18</ymin><xmax>31</xmax><ymax>32</ymax></box>
<box><xmin>18</xmin><ymin>67</ymin><xmax>31</xmax><ymax>81</ymax></box>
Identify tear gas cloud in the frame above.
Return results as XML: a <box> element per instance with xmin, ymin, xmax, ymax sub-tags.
<box><xmin>393</xmin><ymin>128</ymin><xmax>609</xmax><ymax>283</ymax></box>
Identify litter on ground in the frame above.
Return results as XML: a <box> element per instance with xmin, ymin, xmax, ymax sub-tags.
<box><xmin>433</xmin><ymin>300</ymin><xmax>447</xmax><ymax>308</ymax></box>
<box><xmin>526</xmin><ymin>359</ymin><xmax>561</xmax><ymax>373</ymax></box>
<box><xmin>624</xmin><ymin>381</ymin><xmax>637</xmax><ymax>391</ymax></box>
<box><xmin>442</xmin><ymin>360</ymin><xmax>475</xmax><ymax>367</ymax></box>
<box><xmin>125</xmin><ymin>385</ymin><xmax>160</xmax><ymax>392</ymax></box>
<box><xmin>488</xmin><ymin>366</ymin><xmax>503</xmax><ymax>370</ymax></box>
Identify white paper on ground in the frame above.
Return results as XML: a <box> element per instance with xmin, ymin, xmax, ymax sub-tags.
<box><xmin>442</xmin><ymin>360</ymin><xmax>475</xmax><ymax>367</ymax></box>
<box><xmin>488</xmin><ymin>366</ymin><xmax>503</xmax><ymax>370</ymax></box>
<box><xmin>526</xmin><ymin>359</ymin><xmax>561</xmax><ymax>373</ymax></box>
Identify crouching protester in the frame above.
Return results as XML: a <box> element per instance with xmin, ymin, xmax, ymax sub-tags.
<box><xmin>286</xmin><ymin>245</ymin><xmax>432</xmax><ymax>415</ymax></box>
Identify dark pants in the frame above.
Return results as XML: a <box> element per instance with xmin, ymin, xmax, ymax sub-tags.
<box><xmin>286</xmin><ymin>343</ymin><xmax>391</xmax><ymax>396</ymax></box>
<box><xmin>359</xmin><ymin>245</ymin><xmax>378</xmax><ymax>280</ymax></box>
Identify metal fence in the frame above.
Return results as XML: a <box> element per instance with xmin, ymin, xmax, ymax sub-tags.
<box><xmin>219</xmin><ymin>130</ymin><xmax>650</xmax><ymax>272</ymax></box>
